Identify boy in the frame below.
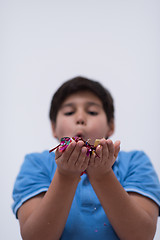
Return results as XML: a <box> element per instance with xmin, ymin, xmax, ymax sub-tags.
<box><xmin>12</xmin><ymin>76</ymin><xmax>160</xmax><ymax>240</ymax></box>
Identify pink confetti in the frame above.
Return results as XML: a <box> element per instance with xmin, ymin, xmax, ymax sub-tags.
<box><xmin>49</xmin><ymin>136</ymin><xmax>100</xmax><ymax>158</ymax></box>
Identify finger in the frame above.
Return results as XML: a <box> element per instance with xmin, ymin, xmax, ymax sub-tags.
<box><xmin>80</xmin><ymin>153</ymin><xmax>90</xmax><ymax>171</ymax></box>
<box><xmin>88</xmin><ymin>151</ymin><xmax>96</xmax><ymax>167</ymax></box>
<box><xmin>97</xmin><ymin>138</ymin><xmax>107</xmax><ymax>162</ymax></box>
<box><xmin>114</xmin><ymin>140</ymin><xmax>121</xmax><ymax>159</ymax></box>
<box><xmin>106</xmin><ymin>139</ymin><xmax>115</xmax><ymax>160</ymax></box>
<box><xmin>96</xmin><ymin>145</ymin><xmax>103</xmax><ymax>161</ymax></box>
<box><xmin>62</xmin><ymin>141</ymin><xmax>77</xmax><ymax>162</ymax></box>
<box><xmin>75</xmin><ymin>146</ymin><xmax>87</xmax><ymax>167</ymax></box>
<box><xmin>68</xmin><ymin>140</ymin><xmax>84</xmax><ymax>164</ymax></box>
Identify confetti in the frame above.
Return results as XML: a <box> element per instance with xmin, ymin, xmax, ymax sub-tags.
<box><xmin>49</xmin><ymin>136</ymin><xmax>100</xmax><ymax>158</ymax></box>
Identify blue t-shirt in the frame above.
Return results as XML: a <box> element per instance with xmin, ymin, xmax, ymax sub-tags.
<box><xmin>12</xmin><ymin>150</ymin><xmax>160</xmax><ymax>240</ymax></box>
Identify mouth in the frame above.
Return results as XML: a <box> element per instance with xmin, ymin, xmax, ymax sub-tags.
<box><xmin>74</xmin><ymin>132</ymin><xmax>86</xmax><ymax>140</ymax></box>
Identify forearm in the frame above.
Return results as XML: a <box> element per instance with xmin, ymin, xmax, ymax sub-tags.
<box><xmin>89</xmin><ymin>170</ymin><xmax>156</xmax><ymax>240</ymax></box>
<box><xmin>21</xmin><ymin>169</ymin><xmax>80</xmax><ymax>240</ymax></box>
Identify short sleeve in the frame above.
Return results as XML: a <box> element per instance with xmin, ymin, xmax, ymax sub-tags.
<box><xmin>122</xmin><ymin>151</ymin><xmax>160</xmax><ymax>213</ymax></box>
<box><xmin>12</xmin><ymin>151</ymin><xmax>56</xmax><ymax>218</ymax></box>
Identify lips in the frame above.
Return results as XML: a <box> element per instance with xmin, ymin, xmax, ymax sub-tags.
<box><xmin>74</xmin><ymin>131</ymin><xmax>86</xmax><ymax>140</ymax></box>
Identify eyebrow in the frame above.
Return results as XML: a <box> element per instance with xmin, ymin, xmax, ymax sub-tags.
<box><xmin>61</xmin><ymin>102</ymin><xmax>102</xmax><ymax>109</ymax></box>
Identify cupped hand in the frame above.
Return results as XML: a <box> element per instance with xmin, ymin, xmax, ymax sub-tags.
<box><xmin>86</xmin><ymin>138</ymin><xmax>121</xmax><ymax>181</ymax></box>
<box><xmin>55</xmin><ymin>140</ymin><xmax>90</xmax><ymax>178</ymax></box>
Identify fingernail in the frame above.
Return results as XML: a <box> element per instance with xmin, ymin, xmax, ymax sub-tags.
<box><xmin>97</xmin><ymin>145</ymin><xmax>102</xmax><ymax>151</ymax></box>
<box><xmin>81</xmin><ymin>147</ymin><xmax>87</xmax><ymax>153</ymax></box>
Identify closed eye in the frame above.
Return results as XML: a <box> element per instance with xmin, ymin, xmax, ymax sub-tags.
<box><xmin>88</xmin><ymin>111</ymin><xmax>98</xmax><ymax>116</ymax></box>
<box><xmin>64</xmin><ymin>112</ymin><xmax>74</xmax><ymax>116</ymax></box>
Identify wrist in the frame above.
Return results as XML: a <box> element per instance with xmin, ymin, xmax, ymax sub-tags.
<box><xmin>56</xmin><ymin>168</ymin><xmax>81</xmax><ymax>182</ymax></box>
<box><xmin>88</xmin><ymin>169</ymin><xmax>113</xmax><ymax>183</ymax></box>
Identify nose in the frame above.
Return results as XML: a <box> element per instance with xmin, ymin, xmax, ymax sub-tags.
<box><xmin>76</xmin><ymin>111</ymin><xmax>86</xmax><ymax>125</ymax></box>
<box><xmin>77</xmin><ymin>119</ymin><xmax>85</xmax><ymax>125</ymax></box>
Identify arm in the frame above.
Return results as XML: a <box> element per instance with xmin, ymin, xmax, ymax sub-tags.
<box><xmin>87</xmin><ymin>139</ymin><xmax>159</xmax><ymax>240</ymax></box>
<box><xmin>18</xmin><ymin>141</ymin><xmax>89</xmax><ymax>240</ymax></box>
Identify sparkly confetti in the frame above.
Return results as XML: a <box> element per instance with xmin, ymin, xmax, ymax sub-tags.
<box><xmin>49</xmin><ymin>136</ymin><xmax>100</xmax><ymax>158</ymax></box>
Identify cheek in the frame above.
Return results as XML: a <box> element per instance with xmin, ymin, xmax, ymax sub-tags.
<box><xmin>55</xmin><ymin>118</ymin><xmax>73</xmax><ymax>137</ymax></box>
<box><xmin>90</xmin><ymin>115</ymin><xmax>108</xmax><ymax>128</ymax></box>
<box><xmin>88</xmin><ymin>117</ymin><xmax>109</xmax><ymax>134</ymax></box>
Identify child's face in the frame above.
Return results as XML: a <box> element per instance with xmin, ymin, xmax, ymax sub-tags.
<box><xmin>51</xmin><ymin>91</ymin><xmax>114</xmax><ymax>144</ymax></box>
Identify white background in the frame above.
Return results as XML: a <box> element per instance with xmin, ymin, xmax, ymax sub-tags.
<box><xmin>1</xmin><ymin>0</ymin><xmax>160</xmax><ymax>239</ymax></box>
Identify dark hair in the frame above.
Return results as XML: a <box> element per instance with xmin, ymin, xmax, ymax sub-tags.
<box><xmin>49</xmin><ymin>76</ymin><xmax>114</xmax><ymax>123</ymax></box>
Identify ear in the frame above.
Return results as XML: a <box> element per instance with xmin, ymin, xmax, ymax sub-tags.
<box><xmin>50</xmin><ymin>121</ymin><xmax>57</xmax><ymax>138</ymax></box>
<box><xmin>107</xmin><ymin>119</ymin><xmax>115</xmax><ymax>137</ymax></box>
